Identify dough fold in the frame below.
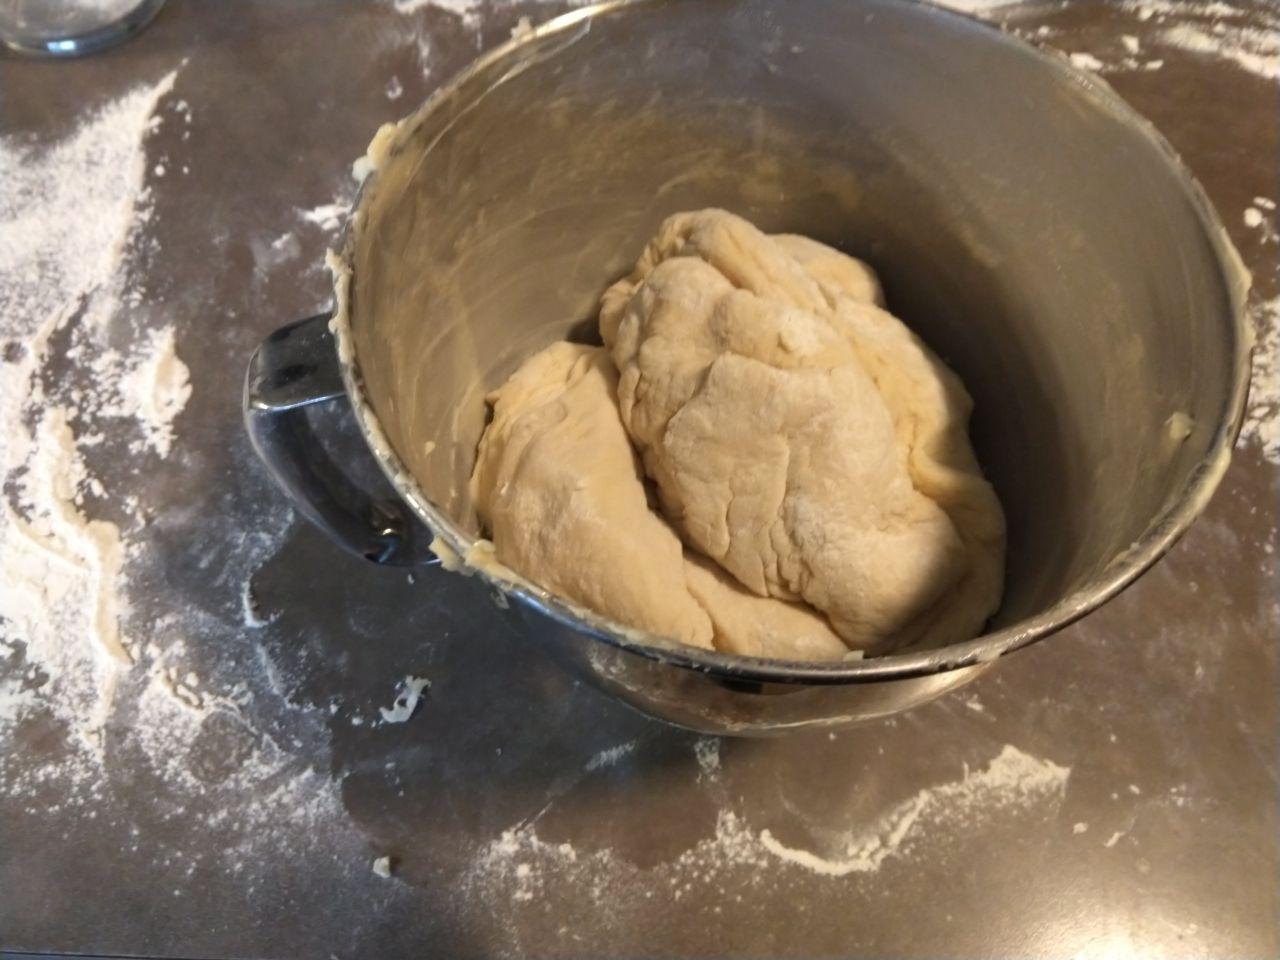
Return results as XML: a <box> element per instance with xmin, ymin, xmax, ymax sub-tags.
<box><xmin>471</xmin><ymin>342</ymin><xmax>715</xmax><ymax>649</ymax></box>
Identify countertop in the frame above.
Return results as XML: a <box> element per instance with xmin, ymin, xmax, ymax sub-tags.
<box><xmin>1</xmin><ymin>1</ymin><xmax>1277</xmax><ymax>957</ymax></box>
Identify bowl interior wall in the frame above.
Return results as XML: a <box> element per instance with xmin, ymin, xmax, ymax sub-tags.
<box><xmin>351</xmin><ymin>0</ymin><xmax>1237</xmax><ymax>633</ymax></box>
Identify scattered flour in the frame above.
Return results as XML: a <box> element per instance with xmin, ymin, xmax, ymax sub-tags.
<box><xmin>390</xmin><ymin>0</ymin><xmax>482</xmax><ymax>30</ymax></box>
<box><xmin>1159</xmin><ymin>22</ymin><xmax>1280</xmax><ymax>79</ymax></box>
<box><xmin>585</xmin><ymin>739</ymin><xmax>637</xmax><ymax>771</ymax></box>
<box><xmin>1242</xmin><ymin>205</ymin><xmax>1278</xmax><ymax>245</ymax></box>
<box><xmin>759</xmin><ymin>794</ymin><xmax>931</xmax><ymax>877</ymax></box>
<box><xmin>757</xmin><ymin>745</ymin><xmax>1070</xmax><ymax>876</ymax></box>
<box><xmin>1001</xmin><ymin>1</ymin><xmax>1279</xmax><ymax>76</ymax></box>
<box><xmin>299</xmin><ymin>201</ymin><xmax>350</xmax><ymax>233</ymax></box>
<box><xmin>469</xmin><ymin>807</ymin><xmax>767</xmax><ymax>910</ymax></box>
<box><xmin>1</xmin><ymin>70</ymin><xmax>182</xmax><ymax>761</ymax></box>
<box><xmin>250</xmin><ymin>232</ymin><xmax>302</xmax><ymax>277</ymax></box>
<box><xmin>0</xmin><ymin>667</ymin><xmax>34</xmax><ymax>727</ymax></box>
<box><xmin>240</xmin><ymin>579</ymin><xmax>276</xmax><ymax>629</ymax></box>
<box><xmin>379</xmin><ymin>675</ymin><xmax>431</xmax><ymax>723</ymax></box>
<box><xmin>694</xmin><ymin>737</ymin><xmax>721</xmax><ymax>777</ymax></box>
<box><xmin>1113</xmin><ymin>1</ymin><xmax>1280</xmax><ymax>80</ymax></box>
<box><xmin>6</xmin><ymin>408</ymin><xmax>131</xmax><ymax>667</ymax></box>
<box><xmin>1121</xmin><ymin>0</ymin><xmax>1264</xmax><ymax>22</ymax></box>
<box><xmin>394</xmin><ymin>0</ymin><xmax>475</xmax><ymax>13</ymax></box>
<box><xmin>1243</xmin><ymin>297</ymin><xmax>1280</xmax><ymax>465</ymax></box>
<box><xmin>108</xmin><ymin>325</ymin><xmax>191</xmax><ymax>457</ymax></box>
<box><xmin>466</xmin><ymin>743</ymin><xmax>1071</xmax><ymax>905</ymax></box>
<box><xmin>1</xmin><ymin>65</ymin><xmax>353</xmax><ymax>880</ymax></box>
<box><xmin>510</xmin><ymin>15</ymin><xmax>534</xmax><ymax>41</ymax></box>
<box><xmin>1069</xmin><ymin>52</ymin><xmax>1106</xmax><ymax>71</ymax></box>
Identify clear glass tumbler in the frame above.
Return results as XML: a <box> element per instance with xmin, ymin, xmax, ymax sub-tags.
<box><xmin>0</xmin><ymin>0</ymin><xmax>166</xmax><ymax>57</ymax></box>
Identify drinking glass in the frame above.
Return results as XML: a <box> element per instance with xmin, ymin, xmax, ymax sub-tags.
<box><xmin>0</xmin><ymin>0</ymin><xmax>166</xmax><ymax>57</ymax></box>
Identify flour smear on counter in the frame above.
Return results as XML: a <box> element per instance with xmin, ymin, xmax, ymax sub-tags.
<box><xmin>0</xmin><ymin>65</ymin><xmax>351</xmax><ymax>874</ymax></box>
<box><xmin>758</xmin><ymin>745</ymin><xmax>1070</xmax><ymax>875</ymax></box>
<box><xmin>1245</xmin><ymin>297</ymin><xmax>1280</xmax><ymax>465</ymax></box>
<box><xmin>464</xmin><ymin>741</ymin><xmax>1070</xmax><ymax>946</ymax></box>
<box><xmin>0</xmin><ymin>68</ymin><xmax>182</xmax><ymax>745</ymax></box>
<box><xmin>1121</xmin><ymin>1</ymin><xmax>1280</xmax><ymax>81</ymax></box>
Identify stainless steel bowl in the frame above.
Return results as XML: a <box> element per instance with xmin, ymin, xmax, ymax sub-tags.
<box><xmin>246</xmin><ymin>0</ymin><xmax>1250</xmax><ymax>735</ymax></box>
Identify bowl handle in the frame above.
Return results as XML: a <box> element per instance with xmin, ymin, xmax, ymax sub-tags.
<box><xmin>243</xmin><ymin>314</ymin><xmax>429</xmax><ymax>565</ymax></box>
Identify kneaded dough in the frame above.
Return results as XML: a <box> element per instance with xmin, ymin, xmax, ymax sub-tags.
<box><xmin>470</xmin><ymin>210</ymin><xmax>1004</xmax><ymax>658</ymax></box>
<box><xmin>471</xmin><ymin>341</ymin><xmax>857</xmax><ymax>660</ymax></box>
<box><xmin>600</xmin><ymin>209</ymin><xmax>1005</xmax><ymax>649</ymax></box>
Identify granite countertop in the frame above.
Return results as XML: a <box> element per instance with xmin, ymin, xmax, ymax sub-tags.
<box><xmin>1</xmin><ymin>1</ymin><xmax>1276</xmax><ymax>957</ymax></box>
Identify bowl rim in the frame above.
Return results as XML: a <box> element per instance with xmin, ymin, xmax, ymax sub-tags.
<box><xmin>330</xmin><ymin>0</ymin><xmax>1253</xmax><ymax>685</ymax></box>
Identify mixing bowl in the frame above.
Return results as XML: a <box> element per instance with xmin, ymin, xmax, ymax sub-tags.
<box><xmin>245</xmin><ymin>0</ymin><xmax>1250</xmax><ymax>735</ymax></box>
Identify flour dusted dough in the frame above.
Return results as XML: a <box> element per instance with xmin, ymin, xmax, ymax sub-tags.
<box><xmin>600</xmin><ymin>210</ymin><xmax>1005</xmax><ymax>650</ymax></box>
